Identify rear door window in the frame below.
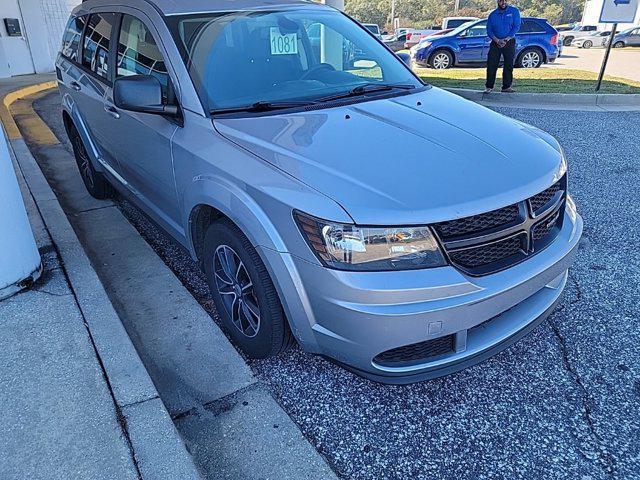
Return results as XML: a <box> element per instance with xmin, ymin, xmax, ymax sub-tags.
<box><xmin>117</xmin><ymin>15</ymin><xmax>169</xmax><ymax>99</ymax></box>
<box><xmin>61</xmin><ymin>15</ymin><xmax>86</xmax><ymax>61</ymax></box>
<box><xmin>82</xmin><ymin>13</ymin><xmax>117</xmax><ymax>81</ymax></box>
<box><xmin>519</xmin><ymin>20</ymin><xmax>545</xmax><ymax>34</ymax></box>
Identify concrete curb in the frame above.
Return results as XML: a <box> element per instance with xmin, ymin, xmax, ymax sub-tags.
<box><xmin>445</xmin><ymin>87</ymin><xmax>640</xmax><ymax>111</ymax></box>
<box><xmin>3</xmin><ymin>82</ymin><xmax>203</xmax><ymax>480</ymax></box>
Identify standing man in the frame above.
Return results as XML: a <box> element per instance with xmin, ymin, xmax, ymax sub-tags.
<box><xmin>485</xmin><ymin>0</ymin><xmax>521</xmax><ymax>93</ymax></box>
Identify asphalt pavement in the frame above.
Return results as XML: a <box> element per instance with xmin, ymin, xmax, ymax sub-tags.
<box><xmin>34</xmin><ymin>91</ymin><xmax>640</xmax><ymax>480</ymax></box>
<box><xmin>549</xmin><ymin>46</ymin><xmax>640</xmax><ymax>82</ymax></box>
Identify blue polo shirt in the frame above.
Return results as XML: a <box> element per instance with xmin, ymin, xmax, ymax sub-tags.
<box><xmin>486</xmin><ymin>6</ymin><xmax>522</xmax><ymax>40</ymax></box>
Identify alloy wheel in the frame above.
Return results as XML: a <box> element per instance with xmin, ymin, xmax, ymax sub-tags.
<box><xmin>213</xmin><ymin>245</ymin><xmax>261</xmax><ymax>338</ymax></box>
<box><xmin>432</xmin><ymin>52</ymin><xmax>450</xmax><ymax>69</ymax></box>
<box><xmin>521</xmin><ymin>51</ymin><xmax>540</xmax><ymax>68</ymax></box>
<box><xmin>73</xmin><ymin>134</ymin><xmax>94</xmax><ymax>189</ymax></box>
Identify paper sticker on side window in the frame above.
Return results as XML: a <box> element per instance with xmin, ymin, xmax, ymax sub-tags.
<box><xmin>270</xmin><ymin>27</ymin><xmax>298</xmax><ymax>55</ymax></box>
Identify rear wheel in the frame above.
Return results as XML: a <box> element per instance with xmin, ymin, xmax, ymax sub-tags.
<box><xmin>68</xmin><ymin>125</ymin><xmax>113</xmax><ymax>199</ymax></box>
<box><xmin>203</xmin><ymin>219</ymin><xmax>294</xmax><ymax>358</ymax></box>
<box><xmin>517</xmin><ymin>48</ymin><xmax>543</xmax><ymax>68</ymax></box>
<box><xmin>429</xmin><ymin>49</ymin><xmax>453</xmax><ymax>69</ymax></box>
<box><xmin>582</xmin><ymin>40</ymin><xmax>593</xmax><ymax>49</ymax></box>
<box><xmin>563</xmin><ymin>36</ymin><xmax>573</xmax><ymax>46</ymax></box>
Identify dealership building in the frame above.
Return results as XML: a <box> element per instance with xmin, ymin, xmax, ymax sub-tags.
<box><xmin>581</xmin><ymin>0</ymin><xmax>640</xmax><ymax>29</ymax></box>
<box><xmin>0</xmin><ymin>0</ymin><xmax>80</xmax><ymax>78</ymax></box>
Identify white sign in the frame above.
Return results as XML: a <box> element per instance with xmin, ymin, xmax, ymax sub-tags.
<box><xmin>600</xmin><ymin>0</ymin><xmax>639</xmax><ymax>23</ymax></box>
<box><xmin>269</xmin><ymin>28</ymin><xmax>298</xmax><ymax>55</ymax></box>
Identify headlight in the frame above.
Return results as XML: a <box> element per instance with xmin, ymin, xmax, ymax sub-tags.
<box><xmin>419</xmin><ymin>41</ymin><xmax>432</xmax><ymax>48</ymax></box>
<box><xmin>294</xmin><ymin>211</ymin><xmax>446</xmax><ymax>271</ymax></box>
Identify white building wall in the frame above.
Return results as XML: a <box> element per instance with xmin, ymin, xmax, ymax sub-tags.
<box><xmin>0</xmin><ymin>0</ymin><xmax>80</xmax><ymax>78</ymax></box>
<box><xmin>581</xmin><ymin>0</ymin><xmax>640</xmax><ymax>30</ymax></box>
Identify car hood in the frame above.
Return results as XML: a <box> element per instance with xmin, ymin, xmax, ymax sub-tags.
<box><xmin>214</xmin><ymin>87</ymin><xmax>565</xmax><ymax>225</ymax></box>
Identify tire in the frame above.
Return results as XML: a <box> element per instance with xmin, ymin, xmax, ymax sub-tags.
<box><xmin>68</xmin><ymin>125</ymin><xmax>113</xmax><ymax>199</ymax></box>
<box><xmin>613</xmin><ymin>41</ymin><xmax>625</xmax><ymax>48</ymax></box>
<box><xmin>563</xmin><ymin>36</ymin><xmax>573</xmax><ymax>46</ymax></box>
<box><xmin>582</xmin><ymin>40</ymin><xmax>593</xmax><ymax>49</ymax></box>
<box><xmin>517</xmin><ymin>48</ymin><xmax>543</xmax><ymax>68</ymax></box>
<box><xmin>203</xmin><ymin>219</ymin><xmax>294</xmax><ymax>358</ymax></box>
<box><xmin>429</xmin><ymin>49</ymin><xmax>453</xmax><ymax>69</ymax></box>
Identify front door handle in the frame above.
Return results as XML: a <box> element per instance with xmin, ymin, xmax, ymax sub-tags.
<box><xmin>70</xmin><ymin>81</ymin><xmax>81</xmax><ymax>91</ymax></box>
<box><xmin>104</xmin><ymin>104</ymin><xmax>120</xmax><ymax>119</ymax></box>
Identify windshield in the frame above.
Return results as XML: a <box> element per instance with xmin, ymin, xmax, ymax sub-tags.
<box><xmin>168</xmin><ymin>8</ymin><xmax>421</xmax><ymax>113</ymax></box>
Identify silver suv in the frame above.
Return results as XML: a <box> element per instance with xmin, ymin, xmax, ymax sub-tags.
<box><xmin>57</xmin><ymin>0</ymin><xmax>582</xmax><ymax>383</ymax></box>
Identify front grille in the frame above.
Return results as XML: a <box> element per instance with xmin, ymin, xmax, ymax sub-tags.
<box><xmin>433</xmin><ymin>176</ymin><xmax>566</xmax><ymax>276</ymax></box>
<box><xmin>434</xmin><ymin>204</ymin><xmax>520</xmax><ymax>240</ymax></box>
<box><xmin>532</xmin><ymin>211</ymin><xmax>560</xmax><ymax>241</ymax></box>
<box><xmin>448</xmin><ymin>234</ymin><xmax>526</xmax><ymax>268</ymax></box>
<box><xmin>374</xmin><ymin>335</ymin><xmax>455</xmax><ymax>367</ymax></box>
<box><xmin>529</xmin><ymin>181</ymin><xmax>562</xmax><ymax>214</ymax></box>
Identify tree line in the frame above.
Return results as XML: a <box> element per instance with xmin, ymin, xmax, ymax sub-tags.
<box><xmin>345</xmin><ymin>0</ymin><xmax>584</xmax><ymax>30</ymax></box>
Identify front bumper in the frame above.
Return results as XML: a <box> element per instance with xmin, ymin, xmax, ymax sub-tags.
<box><xmin>260</xmin><ymin>206</ymin><xmax>582</xmax><ymax>384</ymax></box>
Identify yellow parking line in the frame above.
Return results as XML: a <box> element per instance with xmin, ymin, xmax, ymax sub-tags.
<box><xmin>1</xmin><ymin>81</ymin><xmax>59</xmax><ymax>145</ymax></box>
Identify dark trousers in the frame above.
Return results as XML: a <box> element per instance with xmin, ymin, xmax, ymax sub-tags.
<box><xmin>485</xmin><ymin>39</ymin><xmax>516</xmax><ymax>90</ymax></box>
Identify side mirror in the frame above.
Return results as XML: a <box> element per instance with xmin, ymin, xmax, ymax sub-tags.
<box><xmin>397</xmin><ymin>52</ymin><xmax>411</xmax><ymax>67</ymax></box>
<box><xmin>113</xmin><ymin>75</ymin><xmax>178</xmax><ymax>116</ymax></box>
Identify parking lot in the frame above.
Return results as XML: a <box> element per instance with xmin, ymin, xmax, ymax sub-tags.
<box><xmin>30</xmin><ymin>91</ymin><xmax>640</xmax><ymax>480</ymax></box>
<box><xmin>550</xmin><ymin>46</ymin><xmax>640</xmax><ymax>82</ymax></box>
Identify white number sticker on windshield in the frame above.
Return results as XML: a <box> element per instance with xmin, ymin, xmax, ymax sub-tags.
<box><xmin>270</xmin><ymin>27</ymin><xmax>298</xmax><ymax>55</ymax></box>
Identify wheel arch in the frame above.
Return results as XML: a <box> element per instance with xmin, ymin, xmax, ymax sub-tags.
<box><xmin>183</xmin><ymin>176</ymin><xmax>290</xmax><ymax>266</ymax></box>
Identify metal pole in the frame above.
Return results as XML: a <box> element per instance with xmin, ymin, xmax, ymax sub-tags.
<box><xmin>454</xmin><ymin>0</ymin><xmax>460</xmax><ymax>14</ymax></box>
<box><xmin>596</xmin><ymin>22</ymin><xmax>617</xmax><ymax>92</ymax></box>
<box><xmin>390</xmin><ymin>0</ymin><xmax>396</xmax><ymax>31</ymax></box>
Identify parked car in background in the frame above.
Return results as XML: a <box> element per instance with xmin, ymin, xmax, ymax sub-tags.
<box><xmin>573</xmin><ymin>30</ymin><xmax>611</xmax><ymax>48</ymax></box>
<box><xmin>559</xmin><ymin>24</ymin><xmax>598</xmax><ymax>46</ymax></box>
<box><xmin>404</xmin><ymin>29</ymin><xmax>439</xmax><ymax>48</ymax></box>
<box><xmin>411</xmin><ymin>17</ymin><xmax>559</xmax><ymax>69</ymax></box>
<box><xmin>384</xmin><ymin>33</ymin><xmax>408</xmax><ymax>51</ymax></box>
<box><xmin>363</xmin><ymin>23</ymin><xmax>382</xmax><ymax>39</ymax></box>
<box><xmin>58</xmin><ymin>0</ymin><xmax>581</xmax><ymax>384</ymax></box>
<box><xmin>610</xmin><ymin>26</ymin><xmax>640</xmax><ymax>47</ymax></box>
<box><xmin>441</xmin><ymin>16</ymin><xmax>478</xmax><ymax>29</ymax></box>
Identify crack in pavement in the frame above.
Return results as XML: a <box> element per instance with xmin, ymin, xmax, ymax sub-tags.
<box><xmin>550</xmin><ymin>271</ymin><xmax>617</xmax><ymax>478</ymax></box>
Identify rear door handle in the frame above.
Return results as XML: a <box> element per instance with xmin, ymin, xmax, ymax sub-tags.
<box><xmin>104</xmin><ymin>103</ymin><xmax>120</xmax><ymax>119</ymax></box>
<box><xmin>70</xmin><ymin>81</ymin><xmax>81</xmax><ymax>91</ymax></box>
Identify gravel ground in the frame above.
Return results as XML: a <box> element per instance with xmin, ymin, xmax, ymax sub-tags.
<box><xmin>35</xmin><ymin>93</ymin><xmax>640</xmax><ymax>480</ymax></box>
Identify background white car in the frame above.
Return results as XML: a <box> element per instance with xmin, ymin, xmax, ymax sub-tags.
<box><xmin>572</xmin><ymin>30</ymin><xmax>612</xmax><ymax>48</ymax></box>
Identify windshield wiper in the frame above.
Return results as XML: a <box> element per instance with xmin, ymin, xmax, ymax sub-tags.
<box><xmin>211</xmin><ymin>100</ymin><xmax>317</xmax><ymax>115</ymax></box>
<box><xmin>317</xmin><ymin>83</ymin><xmax>416</xmax><ymax>103</ymax></box>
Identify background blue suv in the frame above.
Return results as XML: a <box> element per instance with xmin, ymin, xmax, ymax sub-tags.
<box><xmin>411</xmin><ymin>18</ymin><xmax>559</xmax><ymax>69</ymax></box>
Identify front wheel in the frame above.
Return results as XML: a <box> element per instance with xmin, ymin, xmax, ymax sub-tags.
<box><xmin>563</xmin><ymin>36</ymin><xmax>573</xmax><ymax>46</ymax></box>
<box><xmin>429</xmin><ymin>49</ymin><xmax>453</xmax><ymax>69</ymax></box>
<box><xmin>517</xmin><ymin>48</ymin><xmax>543</xmax><ymax>68</ymax></box>
<box><xmin>203</xmin><ymin>219</ymin><xmax>294</xmax><ymax>358</ymax></box>
<box><xmin>613</xmin><ymin>41</ymin><xmax>625</xmax><ymax>48</ymax></box>
<box><xmin>582</xmin><ymin>40</ymin><xmax>593</xmax><ymax>49</ymax></box>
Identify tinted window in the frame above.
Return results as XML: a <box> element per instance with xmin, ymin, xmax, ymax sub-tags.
<box><xmin>82</xmin><ymin>13</ymin><xmax>117</xmax><ymax>80</ymax></box>
<box><xmin>117</xmin><ymin>15</ymin><xmax>169</xmax><ymax>98</ymax></box>
<box><xmin>61</xmin><ymin>15</ymin><xmax>86</xmax><ymax>61</ymax></box>
<box><xmin>519</xmin><ymin>20</ymin><xmax>545</xmax><ymax>33</ymax></box>
<box><xmin>464</xmin><ymin>21</ymin><xmax>487</xmax><ymax>38</ymax></box>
